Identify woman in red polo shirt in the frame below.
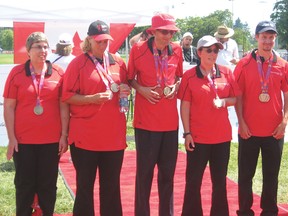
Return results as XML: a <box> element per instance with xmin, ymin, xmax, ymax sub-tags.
<box><xmin>3</xmin><ymin>32</ymin><xmax>69</xmax><ymax>215</ymax></box>
<box><xmin>178</xmin><ymin>35</ymin><xmax>241</xmax><ymax>216</ymax></box>
<box><xmin>62</xmin><ymin>20</ymin><xmax>130</xmax><ymax>216</ymax></box>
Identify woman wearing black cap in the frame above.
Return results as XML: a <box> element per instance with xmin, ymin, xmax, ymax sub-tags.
<box><xmin>62</xmin><ymin>20</ymin><xmax>130</xmax><ymax>216</ymax></box>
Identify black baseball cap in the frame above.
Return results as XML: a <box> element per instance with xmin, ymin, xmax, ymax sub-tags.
<box><xmin>255</xmin><ymin>21</ymin><xmax>278</xmax><ymax>35</ymax></box>
<box><xmin>87</xmin><ymin>20</ymin><xmax>113</xmax><ymax>41</ymax></box>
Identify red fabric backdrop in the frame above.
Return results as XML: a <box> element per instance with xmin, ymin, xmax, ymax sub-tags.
<box><xmin>13</xmin><ymin>22</ymin><xmax>135</xmax><ymax>64</ymax></box>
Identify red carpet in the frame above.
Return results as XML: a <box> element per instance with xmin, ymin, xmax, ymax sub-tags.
<box><xmin>58</xmin><ymin>151</ymin><xmax>288</xmax><ymax>216</ymax></box>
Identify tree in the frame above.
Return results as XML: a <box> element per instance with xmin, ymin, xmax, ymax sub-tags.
<box><xmin>176</xmin><ymin>10</ymin><xmax>254</xmax><ymax>54</ymax></box>
<box><xmin>270</xmin><ymin>0</ymin><xmax>288</xmax><ymax>49</ymax></box>
<box><xmin>0</xmin><ymin>28</ymin><xmax>13</xmax><ymax>50</ymax></box>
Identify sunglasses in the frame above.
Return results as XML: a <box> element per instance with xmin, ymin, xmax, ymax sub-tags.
<box><xmin>205</xmin><ymin>48</ymin><xmax>219</xmax><ymax>54</ymax></box>
<box><xmin>157</xmin><ymin>29</ymin><xmax>176</xmax><ymax>35</ymax></box>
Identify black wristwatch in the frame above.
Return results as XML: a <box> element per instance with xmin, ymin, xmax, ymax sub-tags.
<box><xmin>183</xmin><ymin>132</ymin><xmax>191</xmax><ymax>138</ymax></box>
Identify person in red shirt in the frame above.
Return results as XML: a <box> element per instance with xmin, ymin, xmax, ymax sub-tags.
<box><xmin>3</xmin><ymin>32</ymin><xmax>69</xmax><ymax>215</ymax></box>
<box><xmin>177</xmin><ymin>35</ymin><xmax>241</xmax><ymax>216</ymax></box>
<box><xmin>128</xmin><ymin>13</ymin><xmax>183</xmax><ymax>215</ymax></box>
<box><xmin>234</xmin><ymin>21</ymin><xmax>288</xmax><ymax>216</ymax></box>
<box><xmin>62</xmin><ymin>20</ymin><xmax>130</xmax><ymax>216</ymax></box>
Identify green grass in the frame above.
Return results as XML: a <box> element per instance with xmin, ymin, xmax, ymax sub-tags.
<box><xmin>0</xmin><ymin>53</ymin><xmax>14</xmax><ymax>64</ymax></box>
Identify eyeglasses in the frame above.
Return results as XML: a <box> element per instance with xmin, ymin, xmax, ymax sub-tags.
<box><xmin>157</xmin><ymin>29</ymin><xmax>176</xmax><ymax>35</ymax></box>
<box><xmin>205</xmin><ymin>48</ymin><xmax>219</xmax><ymax>54</ymax></box>
<box><xmin>31</xmin><ymin>45</ymin><xmax>49</xmax><ymax>51</ymax></box>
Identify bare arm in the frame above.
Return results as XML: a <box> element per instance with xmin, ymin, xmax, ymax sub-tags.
<box><xmin>64</xmin><ymin>91</ymin><xmax>113</xmax><ymax>105</ymax></box>
<box><xmin>180</xmin><ymin>100</ymin><xmax>194</xmax><ymax>151</ymax></box>
<box><xmin>3</xmin><ymin>98</ymin><xmax>18</xmax><ymax>160</ymax></box>
<box><xmin>58</xmin><ymin>100</ymin><xmax>69</xmax><ymax>156</ymax></box>
<box><xmin>235</xmin><ymin>95</ymin><xmax>251</xmax><ymax>139</ymax></box>
<box><xmin>272</xmin><ymin>91</ymin><xmax>288</xmax><ymax>139</ymax></box>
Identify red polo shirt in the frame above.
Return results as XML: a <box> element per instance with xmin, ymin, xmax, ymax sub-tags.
<box><xmin>177</xmin><ymin>65</ymin><xmax>241</xmax><ymax>144</ymax></box>
<box><xmin>128</xmin><ymin>38</ymin><xmax>183</xmax><ymax>131</ymax></box>
<box><xmin>62</xmin><ymin>53</ymin><xmax>127</xmax><ymax>151</ymax></box>
<box><xmin>3</xmin><ymin>61</ymin><xmax>64</xmax><ymax>144</ymax></box>
<box><xmin>234</xmin><ymin>50</ymin><xmax>288</xmax><ymax>136</ymax></box>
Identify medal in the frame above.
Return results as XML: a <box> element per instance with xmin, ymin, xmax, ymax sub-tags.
<box><xmin>34</xmin><ymin>105</ymin><xmax>44</xmax><ymax>115</ymax></box>
<box><xmin>110</xmin><ymin>83</ymin><xmax>119</xmax><ymax>93</ymax></box>
<box><xmin>259</xmin><ymin>93</ymin><xmax>270</xmax><ymax>102</ymax></box>
<box><xmin>163</xmin><ymin>86</ymin><xmax>172</xmax><ymax>96</ymax></box>
<box><xmin>213</xmin><ymin>98</ymin><xmax>223</xmax><ymax>108</ymax></box>
<box><xmin>153</xmin><ymin>87</ymin><xmax>163</xmax><ymax>96</ymax></box>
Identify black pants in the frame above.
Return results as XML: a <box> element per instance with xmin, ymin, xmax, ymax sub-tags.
<box><xmin>237</xmin><ymin>136</ymin><xmax>283</xmax><ymax>216</ymax></box>
<box><xmin>13</xmin><ymin>143</ymin><xmax>59</xmax><ymax>216</ymax></box>
<box><xmin>181</xmin><ymin>141</ymin><xmax>230</xmax><ymax>216</ymax></box>
<box><xmin>70</xmin><ymin>144</ymin><xmax>124</xmax><ymax>216</ymax></box>
<box><xmin>134</xmin><ymin>128</ymin><xmax>178</xmax><ymax>216</ymax></box>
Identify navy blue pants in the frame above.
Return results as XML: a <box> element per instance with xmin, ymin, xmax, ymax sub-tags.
<box><xmin>237</xmin><ymin>136</ymin><xmax>283</xmax><ymax>216</ymax></box>
<box><xmin>181</xmin><ymin>141</ymin><xmax>230</xmax><ymax>216</ymax></box>
<box><xmin>134</xmin><ymin>128</ymin><xmax>178</xmax><ymax>216</ymax></box>
<box><xmin>70</xmin><ymin>144</ymin><xmax>124</xmax><ymax>216</ymax></box>
<box><xmin>13</xmin><ymin>143</ymin><xmax>59</xmax><ymax>216</ymax></box>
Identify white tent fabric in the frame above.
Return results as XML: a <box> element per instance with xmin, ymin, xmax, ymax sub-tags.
<box><xmin>0</xmin><ymin>0</ymin><xmax>170</xmax><ymax>26</ymax></box>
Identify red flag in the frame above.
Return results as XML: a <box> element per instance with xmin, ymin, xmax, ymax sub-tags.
<box><xmin>109</xmin><ymin>23</ymin><xmax>135</xmax><ymax>54</ymax></box>
<box><xmin>13</xmin><ymin>22</ymin><xmax>45</xmax><ymax>64</ymax></box>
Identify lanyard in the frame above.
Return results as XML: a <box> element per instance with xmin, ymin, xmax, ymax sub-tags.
<box><xmin>256</xmin><ymin>54</ymin><xmax>272</xmax><ymax>93</ymax></box>
<box><xmin>152</xmin><ymin>42</ymin><xmax>168</xmax><ymax>86</ymax></box>
<box><xmin>206</xmin><ymin>69</ymin><xmax>219</xmax><ymax>99</ymax></box>
<box><xmin>30</xmin><ymin>63</ymin><xmax>46</xmax><ymax>106</ymax></box>
<box><xmin>89</xmin><ymin>52</ymin><xmax>115</xmax><ymax>90</ymax></box>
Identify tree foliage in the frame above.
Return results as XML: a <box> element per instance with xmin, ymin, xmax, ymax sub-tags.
<box><xmin>0</xmin><ymin>28</ymin><xmax>13</xmax><ymax>50</ymax></box>
<box><xmin>270</xmin><ymin>0</ymin><xmax>288</xmax><ymax>49</ymax></box>
<box><xmin>176</xmin><ymin>10</ymin><xmax>254</xmax><ymax>54</ymax></box>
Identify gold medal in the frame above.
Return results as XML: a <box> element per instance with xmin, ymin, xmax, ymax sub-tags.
<box><xmin>163</xmin><ymin>86</ymin><xmax>172</xmax><ymax>96</ymax></box>
<box><xmin>34</xmin><ymin>105</ymin><xmax>44</xmax><ymax>115</ymax></box>
<box><xmin>259</xmin><ymin>93</ymin><xmax>270</xmax><ymax>103</ymax></box>
<box><xmin>110</xmin><ymin>83</ymin><xmax>119</xmax><ymax>93</ymax></box>
<box><xmin>153</xmin><ymin>87</ymin><xmax>163</xmax><ymax>96</ymax></box>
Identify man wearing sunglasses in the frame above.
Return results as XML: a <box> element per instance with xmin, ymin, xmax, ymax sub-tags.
<box><xmin>128</xmin><ymin>13</ymin><xmax>183</xmax><ymax>216</ymax></box>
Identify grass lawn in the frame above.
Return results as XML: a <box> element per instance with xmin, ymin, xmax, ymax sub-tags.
<box><xmin>0</xmin><ymin>53</ymin><xmax>14</xmax><ymax>64</ymax></box>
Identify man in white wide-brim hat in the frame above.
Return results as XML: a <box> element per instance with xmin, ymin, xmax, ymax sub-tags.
<box><xmin>214</xmin><ymin>25</ymin><xmax>239</xmax><ymax>71</ymax></box>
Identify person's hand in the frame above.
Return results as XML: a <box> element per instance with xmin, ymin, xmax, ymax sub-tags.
<box><xmin>184</xmin><ymin>134</ymin><xmax>195</xmax><ymax>151</ymax></box>
<box><xmin>165</xmin><ymin>81</ymin><xmax>180</xmax><ymax>99</ymax></box>
<box><xmin>90</xmin><ymin>90</ymin><xmax>114</xmax><ymax>104</ymax></box>
<box><xmin>238</xmin><ymin>120</ymin><xmax>252</xmax><ymax>139</ymax></box>
<box><xmin>58</xmin><ymin>135</ymin><xmax>68</xmax><ymax>157</ymax></box>
<box><xmin>6</xmin><ymin>138</ymin><xmax>18</xmax><ymax>160</ymax></box>
<box><xmin>119</xmin><ymin>84</ymin><xmax>131</xmax><ymax>96</ymax></box>
<box><xmin>138</xmin><ymin>85</ymin><xmax>161</xmax><ymax>104</ymax></box>
<box><xmin>272</xmin><ymin>121</ymin><xmax>286</xmax><ymax>139</ymax></box>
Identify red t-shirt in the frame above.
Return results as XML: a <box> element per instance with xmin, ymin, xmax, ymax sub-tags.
<box><xmin>3</xmin><ymin>61</ymin><xmax>64</xmax><ymax>144</ymax></box>
<box><xmin>177</xmin><ymin>65</ymin><xmax>241</xmax><ymax>144</ymax></box>
<box><xmin>127</xmin><ymin>38</ymin><xmax>183</xmax><ymax>131</ymax></box>
<box><xmin>62</xmin><ymin>53</ymin><xmax>127</xmax><ymax>151</ymax></box>
<box><xmin>234</xmin><ymin>50</ymin><xmax>288</xmax><ymax>136</ymax></box>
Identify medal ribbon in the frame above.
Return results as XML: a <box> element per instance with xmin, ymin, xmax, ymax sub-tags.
<box><xmin>256</xmin><ymin>54</ymin><xmax>273</xmax><ymax>94</ymax></box>
<box><xmin>89</xmin><ymin>52</ymin><xmax>115</xmax><ymax>90</ymax></box>
<box><xmin>206</xmin><ymin>69</ymin><xmax>219</xmax><ymax>99</ymax></box>
<box><xmin>152</xmin><ymin>42</ymin><xmax>168</xmax><ymax>87</ymax></box>
<box><xmin>30</xmin><ymin>63</ymin><xmax>46</xmax><ymax>107</ymax></box>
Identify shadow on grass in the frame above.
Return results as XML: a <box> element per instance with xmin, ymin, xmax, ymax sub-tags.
<box><xmin>0</xmin><ymin>161</ymin><xmax>15</xmax><ymax>172</ymax></box>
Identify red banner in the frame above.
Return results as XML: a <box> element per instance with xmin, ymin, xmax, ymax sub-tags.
<box><xmin>13</xmin><ymin>22</ymin><xmax>45</xmax><ymax>64</ymax></box>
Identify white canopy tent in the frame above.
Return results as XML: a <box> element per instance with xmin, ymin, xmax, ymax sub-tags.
<box><xmin>0</xmin><ymin>0</ymin><xmax>171</xmax><ymax>25</ymax></box>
